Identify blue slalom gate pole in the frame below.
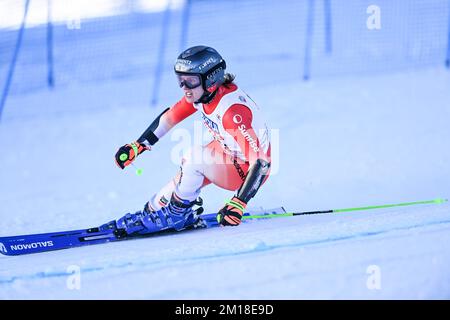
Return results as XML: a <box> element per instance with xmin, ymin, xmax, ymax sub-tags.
<box><xmin>151</xmin><ymin>0</ymin><xmax>172</xmax><ymax>107</ymax></box>
<box><xmin>0</xmin><ymin>0</ymin><xmax>31</xmax><ymax>122</ymax></box>
<box><xmin>324</xmin><ymin>0</ymin><xmax>332</xmax><ymax>54</ymax></box>
<box><xmin>446</xmin><ymin>4</ymin><xmax>450</xmax><ymax>68</ymax></box>
<box><xmin>47</xmin><ymin>0</ymin><xmax>54</xmax><ymax>88</ymax></box>
<box><xmin>303</xmin><ymin>0</ymin><xmax>315</xmax><ymax>80</ymax></box>
<box><xmin>179</xmin><ymin>0</ymin><xmax>191</xmax><ymax>52</ymax></box>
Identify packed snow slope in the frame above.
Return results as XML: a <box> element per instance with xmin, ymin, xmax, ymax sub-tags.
<box><xmin>0</xmin><ymin>67</ymin><xmax>449</xmax><ymax>299</ymax></box>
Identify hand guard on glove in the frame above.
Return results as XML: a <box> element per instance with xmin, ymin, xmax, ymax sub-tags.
<box><xmin>115</xmin><ymin>141</ymin><xmax>149</xmax><ymax>169</ymax></box>
<box><xmin>216</xmin><ymin>196</ymin><xmax>247</xmax><ymax>226</ymax></box>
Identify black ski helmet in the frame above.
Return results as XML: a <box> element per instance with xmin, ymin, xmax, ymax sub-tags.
<box><xmin>174</xmin><ymin>46</ymin><xmax>226</xmax><ymax>94</ymax></box>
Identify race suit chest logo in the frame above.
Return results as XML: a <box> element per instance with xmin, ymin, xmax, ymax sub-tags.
<box><xmin>238</xmin><ymin>124</ymin><xmax>260</xmax><ymax>153</ymax></box>
<box><xmin>9</xmin><ymin>241</ymin><xmax>54</xmax><ymax>251</ymax></box>
<box><xmin>201</xmin><ymin>113</ymin><xmax>221</xmax><ymax>136</ymax></box>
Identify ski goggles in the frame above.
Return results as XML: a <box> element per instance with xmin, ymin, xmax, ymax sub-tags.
<box><xmin>177</xmin><ymin>74</ymin><xmax>202</xmax><ymax>89</ymax></box>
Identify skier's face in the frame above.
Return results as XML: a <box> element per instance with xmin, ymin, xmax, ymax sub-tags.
<box><xmin>177</xmin><ymin>75</ymin><xmax>204</xmax><ymax>103</ymax></box>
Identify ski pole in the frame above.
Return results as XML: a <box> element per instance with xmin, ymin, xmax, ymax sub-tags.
<box><xmin>241</xmin><ymin>198</ymin><xmax>448</xmax><ymax>220</ymax></box>
<box><xmin>119</xmin><ymin>153</ymin><xmax>143</xmax><ymax>176</ymax></box>
<box><xmin>130</xmin><ymin>163</ymin><xmax>143</xmax><ymax>176</ymax></box>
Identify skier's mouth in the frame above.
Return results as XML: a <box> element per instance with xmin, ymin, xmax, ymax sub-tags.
<box><xmin>185</xmin><ymin>92</ymin><xmax>193</xmax><ymax>98</ymax></box>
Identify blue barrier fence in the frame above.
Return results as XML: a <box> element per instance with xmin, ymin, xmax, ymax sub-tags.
<box><xmin>0</xmin><ymin>0</ymin><xmax>449</xmax><ymax>120</ymax></box>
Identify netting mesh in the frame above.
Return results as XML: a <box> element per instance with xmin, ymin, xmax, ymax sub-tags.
<box><xmin>0</xmin><ymin>0</ymin><xmax>449</xmax><ymax>104</ymax></box>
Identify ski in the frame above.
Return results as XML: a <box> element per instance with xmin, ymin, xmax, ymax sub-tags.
<box><xmin>0</xmin><ymin>207</ymin><xmax>286</xmax><ymax>256</ymax></box>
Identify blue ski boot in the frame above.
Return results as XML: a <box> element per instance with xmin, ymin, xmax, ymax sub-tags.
<box><xmin>114</xmin><ymin>194</ymin><xmax>203</xmax><ymax>237</ymax></box>
<box><xmin>164</xmin><ymin>193</ymin><xmax>204</xmax><ymax>231</ymax></box>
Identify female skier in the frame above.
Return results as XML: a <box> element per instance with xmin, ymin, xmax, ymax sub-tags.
<box><xmin>114</xmin><ymin>45</ymin><xmax>271</xmax><ymax>235</ymax></box>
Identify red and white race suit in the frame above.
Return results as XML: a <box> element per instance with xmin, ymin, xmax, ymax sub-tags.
<box><xmin>147</xmin><ymin>82</ymin><xmax>271</xmax><ymax>210</ymax></box>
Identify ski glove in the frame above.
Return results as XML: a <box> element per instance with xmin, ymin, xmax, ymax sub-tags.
<box><xmin>115</xmin><ymin>141</ymin><xmax>148</xmax><ymax>169</ymax></box>
<box><xmin>217</xmin><ymin>196</ymin><xmax>247</xmax><ymax>226</ymax></box>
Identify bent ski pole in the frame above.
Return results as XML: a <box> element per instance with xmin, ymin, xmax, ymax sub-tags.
<box><xmin>242</xmin><ymin>198</ymin><xmax>448</xmax><ymax>220</ymax></box>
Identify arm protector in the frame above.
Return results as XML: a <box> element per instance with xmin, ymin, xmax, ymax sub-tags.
<box><xmin>136</xmin><ymin>107</ymin><xmax>170</xmax><ymax>147</ymax></box>
<box><xmin>236</xmin><ymin>158</ymin><xmax>271</xmax><ymax>203</ymax></box>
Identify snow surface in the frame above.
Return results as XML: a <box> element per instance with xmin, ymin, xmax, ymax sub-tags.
<box><xmin>0</xmin><ymin>66</ymin><xmax>449</xmax><ymax>299</ymax></box>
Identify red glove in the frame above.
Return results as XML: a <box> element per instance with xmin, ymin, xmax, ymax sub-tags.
<box><xmin>115</xmin><ymin>141</ymin><xmax>148</xmax><ymax>169</ymax></box>
<box><xmin>216</xmin><ymin>196</ymin><xmax>247</xmax><ymax>226</ymax></box>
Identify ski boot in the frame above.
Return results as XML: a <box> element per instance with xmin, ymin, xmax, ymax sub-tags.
<box><xmin>114</xmin><ymin>194</ymin><xmax>203</xmax><ymax>237</ymax></box>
